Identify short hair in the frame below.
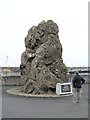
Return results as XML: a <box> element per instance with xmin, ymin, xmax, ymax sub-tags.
<box><xmin>75</xmin><ymin>71</ymin><xmax>79</xmax><ymax>75</ymax></box>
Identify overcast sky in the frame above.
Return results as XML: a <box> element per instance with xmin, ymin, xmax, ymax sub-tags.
<box><xmin>0</xmin><ymin>0</ymin><xmax>88</xmax><ymax>67</ymax></box>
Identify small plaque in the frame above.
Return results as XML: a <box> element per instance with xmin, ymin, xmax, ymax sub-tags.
<box><xmin>56</xmin><ymin>82</ymin><xmax>72</xmax><ymax>95</ymax></box>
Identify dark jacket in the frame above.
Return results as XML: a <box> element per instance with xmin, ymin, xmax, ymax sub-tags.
<box><xmin>72</xmin><ymin>74</ymin><xmax>85</xmax><ymax>88</ymax></box>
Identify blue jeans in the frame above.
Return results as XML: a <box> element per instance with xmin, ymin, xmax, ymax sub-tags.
<box><xmin>73</xmin><ymin>88</ymin><xmax>81</xmax><ymax>102</ymax></box>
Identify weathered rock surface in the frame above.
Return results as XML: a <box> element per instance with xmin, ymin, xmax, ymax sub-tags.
<box><xmin>20</xmin><ymin>20</ymin><xmax>69</xmax><ymax>94</ymax></box>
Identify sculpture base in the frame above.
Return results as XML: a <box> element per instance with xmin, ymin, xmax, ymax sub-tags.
<box><xmin>7</xmin><ymin>87</ymin><xmax>73</xmax><ymax>98</ymax></box>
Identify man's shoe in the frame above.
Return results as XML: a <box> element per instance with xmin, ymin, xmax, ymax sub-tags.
<box><xmin>73</xmin><ymin>101</ymin><xmax>77</xmax><ymax>103</ymax></box>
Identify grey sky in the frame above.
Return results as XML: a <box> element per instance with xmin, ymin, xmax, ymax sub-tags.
<box><xmin>0</xmin><ymin>0</ymin><xmax>88</xmax><ymax>67</ymax></box>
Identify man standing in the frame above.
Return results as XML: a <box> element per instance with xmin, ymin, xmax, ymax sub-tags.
<box><xmin>72</xmin><ymin>71</ymin><xmax>85</xmax><ymax>103</ymax></box>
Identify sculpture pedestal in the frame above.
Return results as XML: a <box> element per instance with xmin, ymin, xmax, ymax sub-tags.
<box><xmin>7</xmin><ymin>87</ymin><xmax>73</xmax><ymax>98</ymax></box>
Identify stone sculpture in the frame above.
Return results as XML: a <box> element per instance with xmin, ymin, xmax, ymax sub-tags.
<box><xmin>20</xmin><ymin>20</ymin><xmax>69</xmax><ymax>94</ymax></box>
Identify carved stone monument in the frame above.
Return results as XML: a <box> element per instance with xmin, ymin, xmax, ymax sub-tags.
<box><xmin>20</xmin><ymin>20</ymin><xmax>69</xmax><ymax>94</ymax></box>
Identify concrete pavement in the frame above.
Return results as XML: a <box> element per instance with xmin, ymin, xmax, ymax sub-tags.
<box><xmin>2</xmin><ymin>85</ymin><xmax>88</xmax><ymax>118</ymax></box>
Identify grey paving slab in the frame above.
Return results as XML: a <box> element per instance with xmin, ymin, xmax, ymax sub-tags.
<box><xmin>2</xmin><ymin>85</ymin><xmax>88</xmax><ymax>118</ymax></box>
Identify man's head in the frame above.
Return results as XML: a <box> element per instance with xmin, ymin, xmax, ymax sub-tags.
<box><xmin>75</xmin><ymin>71</ymin><xmax>79</xmax><ymax>75</ymax></box>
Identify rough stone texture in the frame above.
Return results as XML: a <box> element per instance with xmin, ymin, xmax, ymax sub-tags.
<box><xmin>20</xmin><ymin>20</ymin><xmax>69</xmax><ymax>94</ymax></box>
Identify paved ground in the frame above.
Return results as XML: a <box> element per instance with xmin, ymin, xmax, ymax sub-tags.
<box><xmin>2</xmin><ymin>84</ymin><xmax>88</xmax><ymax>118</ymax></box>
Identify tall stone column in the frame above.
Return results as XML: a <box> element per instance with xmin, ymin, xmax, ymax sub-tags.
<box><xmin>20</xmin><ymin>20</ymin><xmax>69</xmax><ymax>94</ymax></box>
